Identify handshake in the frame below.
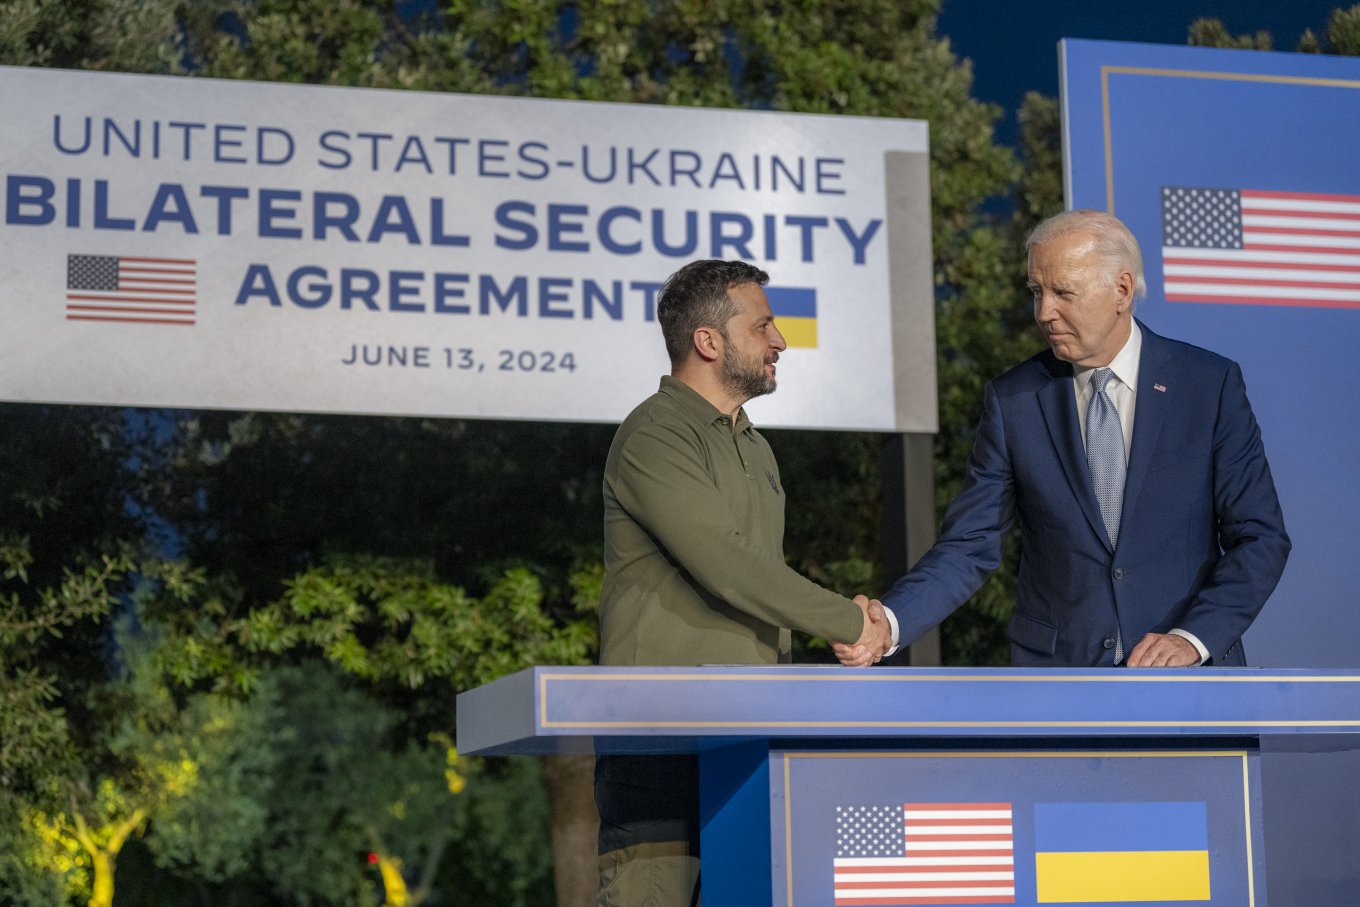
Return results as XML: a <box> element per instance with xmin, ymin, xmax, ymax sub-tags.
<box><xmin>831</xmin><ymin>595</ymin><xmax>894</xmax><ymax>668</ymax></box>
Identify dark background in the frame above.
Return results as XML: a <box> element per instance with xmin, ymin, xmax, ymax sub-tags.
<box><xmin>939</xmin><ymin>0</ymin><xmax>1346</xmax><ymax>141</ymax></box>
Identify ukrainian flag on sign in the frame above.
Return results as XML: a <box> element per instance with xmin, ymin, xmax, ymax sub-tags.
<box><xmin>766</xmin><ymin>286</ymin><xmax>817</xmax><ymax>348</ymax></box>
<box><xmin>1034</xmin><ymin>802</ymin><xmax>1211</xmax><ymax>903</ymax></box>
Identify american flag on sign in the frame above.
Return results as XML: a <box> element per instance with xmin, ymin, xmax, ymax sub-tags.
<box><xmin>66</xmin><ymin>254</ymin><xmax>197</xmax><ymax>325</ymax></box>
<box><xmin>1161</xmin><ymin>186</ymin><xmax>1360</xmax><ymax>309</ymax></box>
<box><xmin>832</xmin><ymin>803</ymin><xmax>1015</xmax><ymax>906</ymax></box>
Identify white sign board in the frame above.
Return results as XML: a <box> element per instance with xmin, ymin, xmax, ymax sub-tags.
<box><xmin>0</xmin><ymin>67</ymin><xmax>935</xmax><ymax>431</ymax></box>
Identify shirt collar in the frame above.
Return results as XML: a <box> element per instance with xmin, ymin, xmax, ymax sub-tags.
<box><xmin>658</xmin><ymin>375</ymin><xmax>752</xmax><ymax>433</ymax></box>
<box><xmin>1074</xmin><ymin>320</ymin><xmax>1142</xmax><ymax>396</ymax></box>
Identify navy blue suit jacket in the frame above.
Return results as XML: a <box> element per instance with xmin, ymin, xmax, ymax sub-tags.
<box><xmin>885</xmin><ymin>322</ymin><xmax>1290</xmax><ymax>666</ymax></box>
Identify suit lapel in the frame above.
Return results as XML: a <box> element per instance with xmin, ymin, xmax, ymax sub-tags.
<box><xmin>1036</xmin><ymin>354</ymin><xmax>1111</xmax><ymax>549</ymax></box>
<box><xmin>1122</xmin><ymin>322</ymin><xmax>1175</xmax><ymax>530</ymax></box>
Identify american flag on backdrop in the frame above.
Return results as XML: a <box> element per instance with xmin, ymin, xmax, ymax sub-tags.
<box><xmin>832</xmin><ymin>803</ymin><xmax>1015</xmax><ymax>906</ymax></box>
<box><xmin>66</xmin><ymin>254</ymin><xmax>197</xmax><ymax>326</ymax></box>
<box><xmin>1161</xmin><ymin>186</ymin><xmax>1360</xmax><ymax>309</ymax></box>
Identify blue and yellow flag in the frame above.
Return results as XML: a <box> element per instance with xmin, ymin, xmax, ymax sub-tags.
<box><xmin>767</xmin><ymin>286</ymin><xmax>818</xmax><ymax>348</ymax></box>
<box><xmin>1034</xmin><ymin>802</ymin><xmax>1210</xmax><ymax>903</ymax></box>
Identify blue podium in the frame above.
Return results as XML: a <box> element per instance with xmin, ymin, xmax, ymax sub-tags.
<box><xmin>456</xmin><ymin>667</ymin><xmax>1360</xmax><ymax>906</ymax></box>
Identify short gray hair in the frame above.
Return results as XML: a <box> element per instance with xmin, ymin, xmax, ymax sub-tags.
<box><xmin>1026</xmin><ymin>210</ymin><xmax>1147</xmax><ymax>304</ymax></box>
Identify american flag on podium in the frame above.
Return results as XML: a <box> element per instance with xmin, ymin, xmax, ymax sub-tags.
<box><xmin>832</xmin><ymin>802</ymin><xmax>1015</xmax><ymax>905</ymax></box>
<box><xmin>66</xmin><ymin>254</ymin><xmax>198</xmax><ymax>325</ymax></box>
<box><xmin>1160</xmin><ymin>186</ymin><xmax>1360</xmax><ymax>309</ymax></box>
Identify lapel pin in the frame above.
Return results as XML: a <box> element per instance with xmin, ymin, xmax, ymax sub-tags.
<box><xmin>1153</xmin><ymin>383</ymin><xmax>1167</xmax><ymax>393</ymax></box>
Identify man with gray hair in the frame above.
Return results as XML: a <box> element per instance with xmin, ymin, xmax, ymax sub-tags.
<box><xmin>840</xmin><ymin>210</ymin><xmax>1290</xmax><ymax>669</ymax></box>
<box><xmin>598</xmin><ymin>259</ymin><xmax>891</xmax><ymax>907</ymax></box>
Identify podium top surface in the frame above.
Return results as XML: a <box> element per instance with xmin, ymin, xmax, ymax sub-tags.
<box><xmin>454</xmin><ymin>665</ymin><xmax>1360</xmax><ymax>756</ymax></box>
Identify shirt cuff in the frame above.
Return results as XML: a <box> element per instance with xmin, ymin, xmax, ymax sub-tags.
<box><xmin>883</xmin><ymin>607</ymin><xmax>901</xmax><ymax>658</ymax></box>
<box><xmin>1168</xmin><ymin>628</ymin><xmax>1209</xmax><ymax>666</ymax></box>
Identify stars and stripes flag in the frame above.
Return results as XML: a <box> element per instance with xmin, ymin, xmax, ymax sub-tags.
<box><xmin>1161</xmin><ymin>186</ymin><xmax>1360</xmax><ymax>309</ymax></box>
<box><xmin>66</xmin><ymin>254</ymin><xmax>197</xmax><ymax>325</ymax></box>
<box><xmin>832</xmin><ymin>803</ymin><xmax>1015</xmax><ymax>905</ymax></box>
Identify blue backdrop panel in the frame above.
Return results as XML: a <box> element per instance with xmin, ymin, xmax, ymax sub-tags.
<box><xmin>1060</xmin><ymin>39</ymin><xmax>1360</xmax><ymax>903</ymax></box>
<box><xmin>1060</xmin><ymin>38</ymin><xmax>1360</xmax><ymax>669</ymax></box>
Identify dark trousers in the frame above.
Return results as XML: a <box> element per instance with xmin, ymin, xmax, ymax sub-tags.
<box><xmin>595</xmin><ymin>754</ymin><xmax>700</xmax><ymax>907</ymax></box>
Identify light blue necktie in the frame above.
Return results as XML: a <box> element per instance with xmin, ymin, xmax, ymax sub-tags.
<box><xmin>1086</xmin><ymin>368</ymin><xmax>1126</xmax><ymax>662</ymax></box>
<box><xmin>1086</xmin><ymin>368</ymin><xmax>1126</xmax><ymax>548</ymax></box>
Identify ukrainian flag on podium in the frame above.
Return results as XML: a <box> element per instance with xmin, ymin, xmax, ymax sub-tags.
<box><xmin>1034</xmin><ymin>802</ymin><xmax>1211</xmax><ymax>903</ymax></box>
<box><xmin>766</xmin><ymin>286</ymin><xmax>818</xmax><ymax>348</ymax></box>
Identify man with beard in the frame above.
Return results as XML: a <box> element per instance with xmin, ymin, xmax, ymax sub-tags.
<box><xmin>595</xmin><ymin>259</ymin><xmax>891</xmax><ymax>907</ymax></box>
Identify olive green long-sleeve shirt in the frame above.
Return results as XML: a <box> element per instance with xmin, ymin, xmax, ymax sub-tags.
<box><xmin>599</xmin><ymin>376</ymin><xmax>864</xmax><ymax>666</ymax></box>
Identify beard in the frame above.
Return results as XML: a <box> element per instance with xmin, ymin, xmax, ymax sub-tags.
<box><xmin>720</xmin><ymin>340</ymin><xmax>776</xmax><ymax>401</ymax></box>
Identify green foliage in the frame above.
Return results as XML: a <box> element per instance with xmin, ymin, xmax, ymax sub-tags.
<box><xmin>149</xmin><ymin>555</ymin><xmax>598</xmax><ymax>695</ymax></box>
<box><xmin>1015</xmin><ymin>92</ymin><xmax>1064</xmax><ymax>229</ymax></box>
<box><xmin>142</xmin><ymin>690</ymin><xmax>286</xmax><ymax>882</ymax></box>
<box><xmin>0</xmin><ymin>404</ymin><xmax>162</xmax><ymax>901</ymax></box>
<box><xmin>246</xmin><ymin>664</ymin><xmax>390</xmax><ymax>905</ymax></box>
<box><xmin>8</xmin><ymin>647</ymin><xmax>205</xmax><ymax>906</ymax></box>
<box><xmin>0</xmin><ymin>539</ymin><xmax>133</xmax><ymax>804</ymax></box>
<box><xmin>126</xmin><ymin>553</ymin><xmax>590</xmax><ymax>901</ymax></box>
<box><xmin>0</xmin><ymin>790</ymin><xmax>81</xmax><ymax>907</ymax></box>
<box><xmin>143</xmin><ymin>412</ymin><xmax>615</xmax><ymax>610</ymax></box>
<box><xmin>1327</xmin><ymin>4</ymin><xmax>1360</xmax><ymax>54</ymax></box>
<box><xmin>234</xmin><ymin>663</ymin><xmax>552</xmax><ymax>907</ymax></box>
<box><xmin>0</xmin><ymin>0</ymin><xmax>183</xmax><ymax>70</ymax></box>
<box><xmin>0</xmin><ymin>404</ymin><xmax>153</xmax><ymax>794</ymax></box>
<box><xmin>1189</xmin><ymin>7</ymin><xmax>1360</xmax><ymax>53</ymax></box>
<box><xmin>1187</xmin><ymin>18</ymin><xmax>1274</xmax><ymax>50</ymax></box>
<box><xmin>443</xmin><ymin>757</ymin><xmax>554</xmax><ymax>907</ymax></box>
<box><xmin>0</xmin><ymin>0</ymin><xmax>81</xmax><ymax>67</ymax></box>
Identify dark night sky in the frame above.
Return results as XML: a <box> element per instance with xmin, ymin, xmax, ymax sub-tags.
<box><xmin>936</xmin><ymin>0</ymin><xmax>1348</xmax><ymax>139</ymax></box>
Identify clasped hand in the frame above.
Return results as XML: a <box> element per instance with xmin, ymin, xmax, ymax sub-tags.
<box><xmin>831</xmin><ymin>595</ymin><xmax>892</xmax><ymax>668</ymax></box>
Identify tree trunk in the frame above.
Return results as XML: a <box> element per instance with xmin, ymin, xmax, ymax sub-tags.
<box><xmin>87</xmin><ymin>849</ymin><xmax>115</xmax><ymax>907</ymax></box>
<box><xmin>541</xmin><ymin>754</ymin><xmax>598</xmax><ymax>907</ymax></box>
